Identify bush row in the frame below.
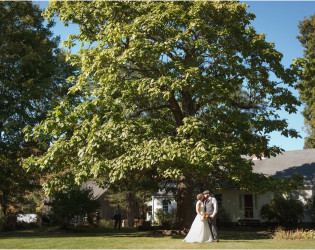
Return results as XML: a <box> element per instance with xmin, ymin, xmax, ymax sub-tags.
<box><xmin>273</xmin><ymin>227</ymin><xmax>315</xmax><ymax>240</ymax></box>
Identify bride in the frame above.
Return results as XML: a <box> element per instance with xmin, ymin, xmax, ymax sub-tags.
<box><xmin>183</xmin><ymin>193</ymin><xmax>213</xmax><ymax>243</ymax></box>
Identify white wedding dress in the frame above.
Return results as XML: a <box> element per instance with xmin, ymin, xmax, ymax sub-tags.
<box><xmin>183</xmin><ymin>200</ymin><xmax>212</xmax><ymax>243</ymax></box>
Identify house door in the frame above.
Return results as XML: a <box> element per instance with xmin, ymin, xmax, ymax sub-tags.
<box><xmin>244</xmin><ymin>194</ymin><xmax>253</xmax><ymax>218</ymax></box>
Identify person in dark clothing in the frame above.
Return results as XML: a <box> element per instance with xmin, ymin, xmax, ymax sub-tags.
<box><xmin>113</xmin><ymin>205</ymin><xmax>122</xmax><ymax>230</ymax></box>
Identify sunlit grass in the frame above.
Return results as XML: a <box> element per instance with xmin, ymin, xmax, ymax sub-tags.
<box><xmin>1</xmin><ymin>226</ymin><xmax>315</xmax><ymax>249</ymax></box>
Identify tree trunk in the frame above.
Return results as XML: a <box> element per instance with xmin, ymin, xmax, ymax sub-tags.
<box><xmin>175</xmin><ymin>174</ymin><xmax>194</xmax><ymax>229</ymax></box>
<box><xmin>1</xmin><ymin>204</ymin><xmax>7</xmax><ymax>215</ymax></box>
<box><xmin>126</xmin><ymin>191</ymin><xmax>136</xmax><ymax>227</ymax></box>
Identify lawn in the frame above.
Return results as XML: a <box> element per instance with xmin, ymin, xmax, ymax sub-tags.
<box><xmin>1</xmin><ymin>226</ymin><xmax>315</xmax><ymax>249</ymax></box>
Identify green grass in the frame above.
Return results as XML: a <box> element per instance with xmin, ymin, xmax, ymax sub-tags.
<box><xmin>1</xmin><ymin>226</ymin><xmax>315</xmax><ymax>249</ymax></box>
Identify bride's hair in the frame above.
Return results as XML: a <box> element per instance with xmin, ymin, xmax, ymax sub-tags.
<box><xmin>196</xmin><ymin>193</ymin><xmax>203</xmax><ymax>200</ymax></box>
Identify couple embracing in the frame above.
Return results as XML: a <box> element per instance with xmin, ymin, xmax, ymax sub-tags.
<box><xmin>183</xmin><ymin>190</ymin><xmax>219</xmax><ymax>243</ymax></box>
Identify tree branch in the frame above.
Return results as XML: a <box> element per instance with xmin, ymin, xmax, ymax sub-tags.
<box><xmin>128</xmin><ymin>105</ymin><xmax>170</xmax><ymax>118</ymax></box>
<box><xmin>168</xmin><ymin>91</ymin><xmax>184</xmax><ymax>127</ymax></box>
<box><xmin>181</xmin><ymin>90</ymin><xmax>196</xmax><ymax>116</ymax></box>
<box><xmin>230</xmin><ymin>100</ymin><xmax>260</xmax><ymax>110</ymax></box>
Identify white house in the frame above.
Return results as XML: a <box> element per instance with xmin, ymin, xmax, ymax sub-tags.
<box><xmin>146</xmin><ymin>190</ymin><xmax>177</xmax><ymax>222</ymax></box>
<box><xmin>147</xmin><ymin>149</ymin><xmax>315</xmax><ymax>223</ymax></box>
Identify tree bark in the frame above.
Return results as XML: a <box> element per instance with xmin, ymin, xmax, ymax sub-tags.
<box><xmin>168</xmin><ymin>92</ymin><xmax>184</xmax><ymax>127</ymax></box>
<box><xmin>175</xmin><ymin>174</ymin><xmax>194</xmax><ymax>229</ymax></box>
<box><xmin>168</xmin><ymin>89</ymin><xmax>195</xmax><ymax>229</ymax></box>
<box><xmin>126</xmin><ymin>191</ymin><xmax>137</xmax><ymax>227</ymax></box>
<box><xmin>1</xmin><ymin>204</ymin><xmax>7</xmax><ymax>215</ymax></box>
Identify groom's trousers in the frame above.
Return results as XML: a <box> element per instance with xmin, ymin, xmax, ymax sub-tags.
<box><xmin>208</xmin><ymin>217</ymin><xmax>218</xmax><ymax>241</ymax></box>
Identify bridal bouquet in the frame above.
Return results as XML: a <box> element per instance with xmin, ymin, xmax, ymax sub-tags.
<box><xmin>200</xmin><ymin>212</ymin><xmax>210</xmax><ymax>221</ymax></box>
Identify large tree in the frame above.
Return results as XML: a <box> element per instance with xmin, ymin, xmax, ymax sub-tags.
<box><xmin>297</xmin><ymin>14</ymin><xmax>315</xmax><ymax>148</ymax></box>
<box><xmin>0</xmin><ymin>2</ymin><xmax>75</xmax><ymax>214</ymax></box>
<box><xmin>25</xmin><ymin>1</ymin><xmax>302</xmax><ymax>228</ymax></box>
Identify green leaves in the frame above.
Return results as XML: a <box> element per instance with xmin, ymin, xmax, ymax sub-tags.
<box><xmin>0</xmin><ymin>2</ymin><xmax>77</xmax><ymax>213</ymax></box>
<box><xmin>296</xmin><ymin>14</ymin><xmax>315</xmax><ymax>148</ymax></box>
<box><xmin>25</xmin><ymin>1</ymin><xmax>302</xmax><ymax>196</ymax></box>
<box><xmin>48</xmin><ymin>187</ymin><xmax>100</xmax><ymax>227</ymax></box>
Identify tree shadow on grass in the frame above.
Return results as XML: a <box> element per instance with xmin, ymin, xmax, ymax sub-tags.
<box><xmin>0</xmin><ymin>227</ymin><xmax>161</xmax><ymax>239</ymax></box>
<box><xmin>171</xmin><ymin>232</ymin><xmax>270</xmax><ymax>241</ymax></box>
<box><xmin>0</xmin><ymin>226</ymin><xmax>271</xmax><ymax>241</ymax></box>
<box><xmin>220</xmin><ymin>232</ymin><xmax>270</xmax><ymax>241</ymax></box>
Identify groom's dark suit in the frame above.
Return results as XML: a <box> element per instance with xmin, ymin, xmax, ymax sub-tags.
<box><xmin>204</xmin><ymin>196</ymin><xmax>219</xmax><ymax>241</ymax></box>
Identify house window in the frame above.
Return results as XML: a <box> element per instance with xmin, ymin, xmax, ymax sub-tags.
<box><xmin>147</xmin><ymin>206</ymin><xmax>152</xmax><ymax>216</ymax></box>
<box><xmin>244</xmin><ymin>194</ymin><xmax>254</xmax><ymax>218</ymax></box>
<box><xmin>162</xmin><ymin>200</ymin><xmax>169</xmax><ymax>212</ymax></box>
<box><xmin>214</xmin><ymin>194</ymin><xmax>222</xmax><ymax>209</ymax></box>
<box><xmin>290</xmin><ymin>191</ymin><xmax>299</xmax><ymax>201</ymax></box>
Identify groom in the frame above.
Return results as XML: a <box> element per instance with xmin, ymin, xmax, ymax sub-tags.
<box><xmin>203</xmin><ymin>190</ymin><xmax>219</xmax><ymax>242</ymax></box>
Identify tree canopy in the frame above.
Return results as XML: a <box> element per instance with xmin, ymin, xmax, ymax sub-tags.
<box><xmin>25</xmin><ymin>1</ymin><xmax>303</xmax><ymax>228</ymax></box>
<box><xmin>297</xmin><ymin>14</ymin><xmax>315</xmax><ymax>149</ymax></box>
<box><xmin>0</xmin><ymin>1</ymin><xmax>75</xmax><ymax>214</ymax></box>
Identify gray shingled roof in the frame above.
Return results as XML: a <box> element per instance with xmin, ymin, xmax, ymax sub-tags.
<box><xmin>81</xmin><ymin>181</ymin><xmax>108</xmax><ymax>198</ymax></box>
<box><xmin>252</xmin><ymin>149</ymin><xmax>315</xmax><ymax>186</ymax></box>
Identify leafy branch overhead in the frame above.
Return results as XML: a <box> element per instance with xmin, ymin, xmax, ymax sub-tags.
<box><xmin>296</xmin><ymin>14</ymin><xmax>315</xmax><ymax>149</ymax></box>
<box><xmin>24</xmin><ymin>2</ymin><xmax>302</xmax><ymax>199</ymax></box>
<box><xmin>0</xmin><ymin>1</ymin><xmax>76</xmax><ymax>215</ymax></box>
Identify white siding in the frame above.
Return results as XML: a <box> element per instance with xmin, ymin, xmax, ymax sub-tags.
<box><xmin>218</xmin><ymin>190</ymin><xmax>267</xmax><ymax>221</ymax></box>
<box><xmin>146</xmin><ymin>187</ymin><xmax>314</xmax><ymax>223</ymax></box>
<box><xmin>218</xmin><ymin>188</ymin><xmax>314</xmax><ymax>222</ymax></box>
<box><xmin>146</xmin><ymin>196</ymin><xmax>176</xmax><ymax>222</ymax></box>
<box><xmin>290</xmin><ymin>187</ymin><xmax>314</xmax><ymax>222</ymax></box>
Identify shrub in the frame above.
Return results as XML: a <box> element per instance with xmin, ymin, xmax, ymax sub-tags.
<box><xmin>98</xmin><ymin>219</ymin><xmax>114</xmax><ymax>228</ymax></box>
<box><xmin>0</xmin><ymin>209</ymin><xmax>5</xmax><ymax>232</ymax></box>
<box><xmin>138</xmin><ymin>220</ymin><xmax>152</xmax><ymax>230</ymax></box>
<box><xmin>48</xmin><ymin>187</ymin><xmax>100</xmax><ymax>228</ymax></box>
<box><xmin>154</xmin><ymin>208</ymin><xmax>176</xmax><ymax>228</ymax></box>
<box><xmin>272</xmin><ymin>227</ymin><xmax>315</xmax><ymax>240</ymax></box>
<box><xmin>3</xmin><ymin>214</ymin><xmax>17</xmax><ymax>231</ymax></box>
<box><xmin>260</xmin><ymin>195</ymin><xmax>304</xmax><ymax>226</ymax></box>
<box><xmin>16</xmin><ymin>221</ymin><xmax>39</xmax><ymax>230</ymax></box>
<box><xmin>305</xmin><ymin>198</ymin><xmax>315</xmax><ymax>224</ymax></box>
<box><xmin>216</xmin><ymin>207</ymin><xmax>232</xmax><ymax>227</ymax></box>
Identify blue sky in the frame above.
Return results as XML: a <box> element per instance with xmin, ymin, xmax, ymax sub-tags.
<box><xmin>245</xmin><ymin>1</ymin><xmax>315</xmax><ymax>151</ymax></box>
<box><xmin>37</xmin><ymin>1</ymin><xmax>315</xmax><ymax>152</ymax></box>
